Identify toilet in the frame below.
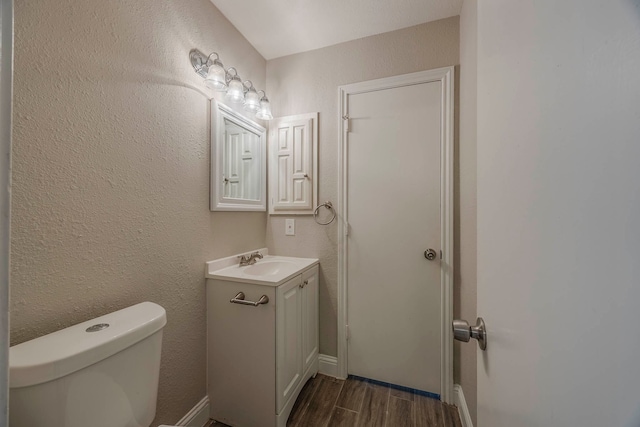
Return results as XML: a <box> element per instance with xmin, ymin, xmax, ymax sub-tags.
<box><xmin>9</xmin><ymin>301</ymin><xmax>175</xmax><ymax>427</ymax></box>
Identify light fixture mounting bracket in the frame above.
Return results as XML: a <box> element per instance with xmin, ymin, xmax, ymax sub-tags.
<box><xmin>190</xmin><ymin>49</ymin><xmax>209</xmax><ymax>78</ymax></box>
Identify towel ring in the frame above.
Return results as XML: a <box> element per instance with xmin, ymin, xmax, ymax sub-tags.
<box><xmin>313</xmin><ymin>201</ymin><xmax>336</xmax><ymax>225</ymax></box>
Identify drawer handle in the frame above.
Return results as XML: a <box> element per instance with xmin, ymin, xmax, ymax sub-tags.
<box><xmin>299</xmin><ymin>280</ymin><xmax>309</xmax><ymax>289</ymax></box>
<box><xmin>230</xmin><ymin>292</ymin><xmax>269</xmax><ymax>306</ymax></box>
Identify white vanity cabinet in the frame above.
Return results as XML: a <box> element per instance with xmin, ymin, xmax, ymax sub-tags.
<box><xmin>206</xmin><ymin>262</ymin><xmax>319</xmax><ymax>427</ymax></box>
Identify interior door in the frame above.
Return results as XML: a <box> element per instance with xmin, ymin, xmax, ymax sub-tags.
<box><xmin>346</xmin><ymin>81</ymin><xmax>442</xmax><ymax>393</ymax></box>
<box><xmin>476</xmin><ymin>0</ymin><xmax>640</xmax><ymax>426</ymax></box>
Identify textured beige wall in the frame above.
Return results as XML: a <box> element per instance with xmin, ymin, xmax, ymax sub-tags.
<box><xmin>266</xmin><ymin>18</ymin><xmax>460</xmax><ymax>358</ymax></box>
<box><xmin>457</xmin><ymin>0</ymin><xmax>478</xmax><ymax>423</ymax></box>
<box><xmin>11</xmin><ymin>1</ymin><xmax>266</xmax><ymax>425</ymax></box>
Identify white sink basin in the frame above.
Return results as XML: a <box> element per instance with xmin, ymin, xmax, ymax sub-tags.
<box><xmin>205</xmin><ymin>252</ymin><xmax>319</xmax><ymax>286</ymax></box>
<box><xmin>243</xmin><ymin>260</ymin><xmax>298</xmax><ymax>276</ymax></box>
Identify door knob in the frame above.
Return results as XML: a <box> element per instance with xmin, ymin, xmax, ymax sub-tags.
<box><xmin>424</xmin><ymin>249</ymin><xmax>437</xmax><ymax>261</ymax></box>
<box><xmin>452</xmin><ymin>317</ymin><xmax>487</xmax><ymax>350</ymax></box>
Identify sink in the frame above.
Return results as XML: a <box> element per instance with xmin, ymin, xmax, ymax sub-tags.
<box><xmin>243</xmin><ymin>260</ymin><xmax>297</xmax><ymax>276</ymax></box>
<box><xmin>206</xmin><ymin>252</ymin><xmax>319</xmax><ymax>286</ymax></box>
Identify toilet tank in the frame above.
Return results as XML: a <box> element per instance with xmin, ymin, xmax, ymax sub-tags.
<box><xmin>9</xmin><ymin>302</ymin><xmax>167</xmax><ymax>427</ymax></box>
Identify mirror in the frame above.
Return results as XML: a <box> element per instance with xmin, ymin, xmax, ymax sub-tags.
<box><xmin>211</xmin><ymin>100</ymin><xmax>266</xmax><ymax>211</ymax></box>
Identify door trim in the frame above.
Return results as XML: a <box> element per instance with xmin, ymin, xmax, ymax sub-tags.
<box><xmin>337</xmin><ymin>67</ymin><xmax>455</xmax><ymax>403</ymax></box>
<box><xmin>0</xmin><ymin>0</ymin><xmax>13</xmax><ymax>423</ymax></box>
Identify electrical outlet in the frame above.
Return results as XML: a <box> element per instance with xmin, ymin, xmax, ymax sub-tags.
<box><xmin>285</xmin><ymin>219</ymin><xmax>295</xmax><ymax>236</ymax></box>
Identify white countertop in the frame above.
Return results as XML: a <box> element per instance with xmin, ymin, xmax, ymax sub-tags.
<box><xmin>206</xmin><ymin>250</ymin><xmax>319</xmax><ymax>286</ymax></box>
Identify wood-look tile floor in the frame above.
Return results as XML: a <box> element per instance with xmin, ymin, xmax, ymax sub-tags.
<box><xmin>206</xmin><ymin>374</ymin><xmax>462</xmax><ymax>427</ymax></box>
<box><xmin>287</xmin><ymin>374</ymin><xmax>462</xmax><ymax>427</ymax></box>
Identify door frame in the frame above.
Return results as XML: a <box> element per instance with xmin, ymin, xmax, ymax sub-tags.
<box><xmin>0</xmin><ymin>0</ymin><xmax>13</xmax><ymax>424</ymax></box>
<box><xmin>337</xmin><ymin>67</ymin><xmax>455</xmax><ymax>403</ymax></box>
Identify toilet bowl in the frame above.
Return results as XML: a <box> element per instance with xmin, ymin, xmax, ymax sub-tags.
<box><xmin>9</xmin><ymin>302</ymin><xmax>168</xmax><ymax>427</ymax></box>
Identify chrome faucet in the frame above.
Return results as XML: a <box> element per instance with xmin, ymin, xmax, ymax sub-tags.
<box><xmin>238</xmin><ymin>251</ymin><xmax>264</xmax><ymax>267</ymax></box>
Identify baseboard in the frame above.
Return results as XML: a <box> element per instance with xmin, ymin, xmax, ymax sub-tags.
<box><xmin>318</xmin><ymin>354</ymin><xmax>338</xmax><ymax>377</ymax></box>
<box><xmin>175</xmin><ymin>396</ymin><xmax>210</xmax><ymax>427</ymax></box>
<box><xmin>453</xmin><ymin>384</ymin><xmax>473</xmax><ymax>427</ymax></box>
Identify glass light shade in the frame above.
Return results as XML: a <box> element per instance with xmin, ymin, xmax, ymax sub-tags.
<box><xmin>256</xmin><ymin>97</ymin><xmax>273</xmax><ymax>120</ymax></box>
<box><xmin>244</xmin><ymin>88</ymin><xmax>261</xmax><ymax>113</ymax></box>
<box><xmin>204</xmin><ymin>59</ymin><xmax>227</xmax><ymax>91</ymax></box>
<box><xmin>226</xmin><ymin>77</ymin><xmax>245</xmax><ymax>103</ymax></box>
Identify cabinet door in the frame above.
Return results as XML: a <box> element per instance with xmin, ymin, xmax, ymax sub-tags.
<box><xmin>207</xmin><ymin>280</ymin><xmax>276</xmax><ymax>426</ymax></box>
<box><xmin>301</xmin><ymin>266</ymin><xmax>319</xmax><ymax>373</ymax></box>
<box><xmin>269</xmin><ymin>113</ymin><xmax>318</xmax><ymax>215</ymax></box>
<box><xmin>276</xmin><ymin>275</ymin><xmax>303</xmax><ymax>413</ymax></box>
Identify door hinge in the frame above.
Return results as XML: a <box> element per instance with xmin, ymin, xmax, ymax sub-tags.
<box><xmin>345</xmin><ymin>222</ymin><xmax>350</xmax><ymax>236</ymax></box>
<box><xmin>440</xmin><ymin>250</ymin><xmax>443</xmax><ymax>260</ymax></box>
<box><xmin>346</xmin><ymin>324</ymin><xmax>350</xmax><ymax>341</ymax></box>
<box><xmin>343</xmin><ymin>114</ymin><xmax>350</xmax><ymax>132</ymax></box>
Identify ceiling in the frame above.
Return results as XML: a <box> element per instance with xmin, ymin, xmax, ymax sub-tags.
<box><xmin>210</xmin><ymin>0</ymin><xmax>463</xmax><ymax>60</ymax></box>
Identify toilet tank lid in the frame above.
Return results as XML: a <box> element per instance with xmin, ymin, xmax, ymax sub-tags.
<box><xmin>10</xmin><ymin>302</ymin><xmax>167</xmax><ymax>388</ymax></box>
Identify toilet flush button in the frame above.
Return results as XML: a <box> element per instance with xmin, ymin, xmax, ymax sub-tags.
<box><xmin>86</xmin><ymin>323</ymin><xmax>110</xmax><ymax>332</ymax></box>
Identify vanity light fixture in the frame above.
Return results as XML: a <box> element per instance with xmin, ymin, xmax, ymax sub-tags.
<box><xmin>190</xmin><ymin>49</ymin><xmax>273</xmax><ymax>120</ymax></box>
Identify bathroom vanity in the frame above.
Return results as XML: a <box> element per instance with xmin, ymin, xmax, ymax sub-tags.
<box><xmin>205</xmin><ymin>251</ymin><xmax>319</xmax><ymax>427</ymax></box>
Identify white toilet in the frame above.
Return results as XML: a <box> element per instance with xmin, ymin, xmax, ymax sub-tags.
<box><xmin>9</xmin><ymin>301</ymin><xmax>175</xmax><ymax>427</ymax></box>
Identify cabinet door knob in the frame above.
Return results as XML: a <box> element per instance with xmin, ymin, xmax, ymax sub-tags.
<box><xmin>300</xmin><ymin>280</ymin><xmax>309</xmax><ymax>288</ymax></box>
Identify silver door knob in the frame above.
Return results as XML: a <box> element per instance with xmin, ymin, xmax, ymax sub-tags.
<box><xmin>424</xmin><ymin>249</ymin><xmax>437</xmax><ymax>260</ymax></box>
<box><xmin>452</xmin><ymin>317</ymin><xmax>487</xmax><ymax>350</ymax></box>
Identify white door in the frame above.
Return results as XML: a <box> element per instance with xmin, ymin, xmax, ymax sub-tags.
<box><xmin>345</xmin><ymin>78</ymin><xmax>444</xmax><ymax>394</ymax></box>
<box><xmin>476</xmin><ymin>1</ymin><xmax>640</xmax><ymax>426</ymax></box>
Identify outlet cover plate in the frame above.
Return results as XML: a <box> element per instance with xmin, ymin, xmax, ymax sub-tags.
<box><xmin>285</xmin><ymin>219</ymin><xmax>295</xmax><ymax>236</ymax></box>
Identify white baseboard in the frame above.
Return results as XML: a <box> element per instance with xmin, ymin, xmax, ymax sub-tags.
<box><xmin>174</xmin><ymin>396</ymin><xmax>210</xmax><ymax>427</ymax></box>
<box><xmin>453</xmin><ymin>384</ymin><xmax>473</xmax><ymax>427</ymax></box>
<box><xmin>318</xmin><ymin>354</ymin><xmax>338</xmax><ymax>378</ymax></box>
